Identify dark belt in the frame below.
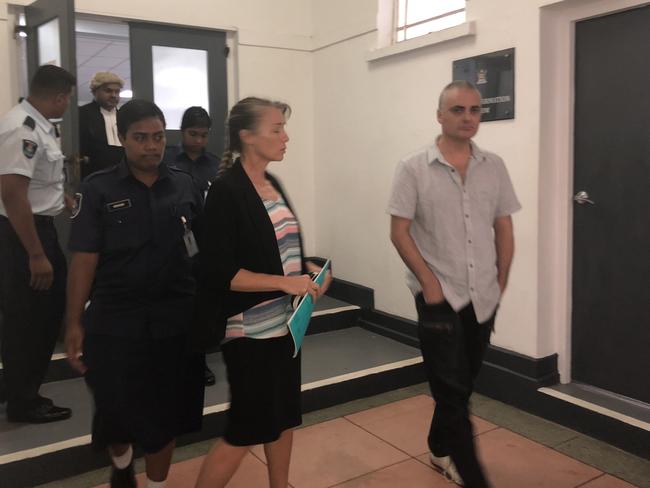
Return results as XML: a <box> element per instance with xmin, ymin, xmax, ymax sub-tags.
<box><xmin>33</xmin><ymin>214</ymin><xmax>55</xmax><ymax>223</ymax></box>
<box><xmin>0</xmin><ymin>214</ymin><xmax>54</xmax><ymax>224</ymax></box>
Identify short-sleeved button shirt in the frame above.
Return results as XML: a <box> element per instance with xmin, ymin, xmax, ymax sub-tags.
<box><xmin>163</xmin><ymin>145</ymin><xmax>219</xmax><ymax>195</ymax></box>
<box><xmin>0</xmin><ymin>100</ymin><xmax>65</xmax><ymax>217</ymax></box>
<box><xmin>69</xmin><ymin>160</ymin><xmax>204</xmax><ymax>338</ymax></box>
<box><xmin>387</xmin><ymin>139</ymin><xmax>521</xmax><ymax>323</ymax></box>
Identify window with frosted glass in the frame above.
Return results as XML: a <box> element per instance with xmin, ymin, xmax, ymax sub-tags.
<box><xmin>395</xmin><ymin>0</ymin><xmax>466</xmax><ymax>42</ymax></box>
<box><xmin>38</xmin><ymin>18</ymin><xmax>61</xmax><ymax>66</ymax></box>
<box><xmin>152</xmin><ymin>46</ymin><xmax>209</xmax><ymax>130</ymax></box>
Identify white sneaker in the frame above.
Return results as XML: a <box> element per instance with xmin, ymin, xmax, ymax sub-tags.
<box><xmin>429</xmin><ymin>453</ymin><xmax>464</xmax><ymax>486</ymax></box>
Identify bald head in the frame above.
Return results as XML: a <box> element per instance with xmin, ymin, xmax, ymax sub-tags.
<box><xmin>438</xmin><ymin>80</ymin><xmax>481</xmax><ymax>111</ymax></box>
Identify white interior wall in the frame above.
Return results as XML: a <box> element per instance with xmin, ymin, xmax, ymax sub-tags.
<box><xmin>0</xmin><ymin>0</ymin><xmax>316</xmax><ymax>253</ymax></box>
<box><xmin>1</xmin><ymin>0</ymin><xmax>646</xmax><ymax>368</ymax></box>
<box><xmin>311</xmin><ymin>0</ymin><xmax>648</xmax><ymax>367</ymax></box>
<box><xmin>312</xmin><ymin>0</ymin><xmax>543</xmax><ymax>358</ymax></box>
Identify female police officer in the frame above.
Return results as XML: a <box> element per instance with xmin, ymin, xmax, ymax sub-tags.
<box><xmin>65</xmin><ymin>100</ymin><xmax>204</xmax><ymax>488</ymax></box>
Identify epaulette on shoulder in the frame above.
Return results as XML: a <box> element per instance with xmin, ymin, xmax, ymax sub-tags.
<box><xmin>84</xmin><ymin>165</ymin><xmax>118</xmax><ymax>182</ymax></box>
<box><xmin>22</xmin><ymin>116</ymin><xmax>35</xmax><ymax>130</ymax></box>
<box><xmin>168</xmin><ymin>164</ymin><xmax>189</xmax><ymax>174</ymax></box>
<box><xmin>168</xmin><ymin>165</ymin><xmax>193</xmax><ymax>179</ymax></box>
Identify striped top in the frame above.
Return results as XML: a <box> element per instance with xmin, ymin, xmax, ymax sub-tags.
<box><xmin>224</xmin><ymin>196</ymin><xmax>302</xmax><ymax>340</ymax></box>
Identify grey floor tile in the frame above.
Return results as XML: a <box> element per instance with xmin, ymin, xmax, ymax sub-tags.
<box><xmin>470</xmin><ymin>394</ymin><xmax>580</xmax><ymax>447</ymax></box>
<box><xmin>313</xmin><ymin>295</ymin><xmax>355</xmax><ymax>312</ymax></box>
<box><xmin>556</xmin><ymin>436</ymin><xmax>650</xmax><ymax>488</ymax></box>
<box><xmin>2</xmin><ymin>328</ymin><xmax>420</xmax><ymax>458</ymax></box>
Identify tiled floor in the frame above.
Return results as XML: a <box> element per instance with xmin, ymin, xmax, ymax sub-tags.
<box><xmin>90</xmin><ymin>394</ymin><xmax>644</xmax><ymax>488</ymax></box>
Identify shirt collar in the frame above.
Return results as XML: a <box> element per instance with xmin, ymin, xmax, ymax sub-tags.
<box><xmin>178</xmin><ymin>144</ymin><xmax>208</xmax><ymax>163</ymax></box>
<box><xmin>426</xmin><ymin>137</ymin><xmax>486</xmax><ymax>166</ymax></box>
<box><xmin>100</xmin><ymin>106</ymin><xmax>117</xmax><ymax>117</ymax></box>
<box><xmin>21</xmin><ymin>100</ymin><xmax>55</xmax><ymax>135</ymax></box>
<box><xmin>117</xmin><ymin>159</ymin><xmax>171</xmax><ymax>180</ymax></box>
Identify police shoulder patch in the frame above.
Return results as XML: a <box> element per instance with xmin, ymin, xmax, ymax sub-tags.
<box><xmin>22</xmin><ymin>116</ymin><xmax>35</xmax><ymax>130</ymax></box>
<box><xmin>22</xmin><ymin>139</ymin><xmax>38</xmax><ymax>159</ymax></box>
<box><xmin>70</xmin><ymin>192</ymin><xmax>83</xmax><ymax>219</ymax></box>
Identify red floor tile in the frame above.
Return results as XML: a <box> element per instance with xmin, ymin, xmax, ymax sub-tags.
<box><xmin>345</xmin><ymin>395</ymin><xmax>434</xmax><ymax>426</ymax></box>
<box><xmin>473</xmin><ymin>428</ymin><xmax>603</xmax><ymax>487</ymax></box>
<box><xmin>93</xmin><ymin>452</ymin><xmax>270</xmax><ymax>488</ymax></box>
<box><xmin>252</xmin><ymin>418</ymin><xmax>409</xmax><ymax>488</ymax></box>
<box><xmin>331</xmin><ymin>458</ymin><xmax>451</xmax><ymax>487</ymax></box>
<box><xmin>345</xmin><ymin>395</ymin><xmax>497</xmax><ymax>456</ymax></box>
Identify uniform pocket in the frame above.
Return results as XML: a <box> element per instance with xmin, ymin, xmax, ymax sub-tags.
<box><xmin>32</xmin><ymin>147</ymin><xmax>63</xmax><ymax>182</ymax></box>
<box><xmin>103</xmin><ymin>209</ymin><xmax>145</xmax><ymax>250</ymax></box>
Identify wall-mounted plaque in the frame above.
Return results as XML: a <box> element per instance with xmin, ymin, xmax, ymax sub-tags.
<box><xmin>452</xmin><ymin>48</ymin><xmax>515</xmax><ymax>122</ymax></box>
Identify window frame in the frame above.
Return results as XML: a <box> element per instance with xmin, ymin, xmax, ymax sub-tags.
<box><xmin>393</xmin><ymin>0</ymin><xmax>467</xmax><ymax>43</ymax></box>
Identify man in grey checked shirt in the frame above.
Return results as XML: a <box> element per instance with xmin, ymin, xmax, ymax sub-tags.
<box><xmin>388</xmin><ymin>80</ymin><xmax>520</xmax><ymax>488</ymax></box>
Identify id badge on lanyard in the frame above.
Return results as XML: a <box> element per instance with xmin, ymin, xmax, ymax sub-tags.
<box><xmin>181</xmin><ymin>216</ymin><xmax>199</xmax><ymax>257</ymax></box>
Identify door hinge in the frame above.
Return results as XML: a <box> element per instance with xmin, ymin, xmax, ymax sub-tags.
<box><xmin>224</xmin><ymin>46</ymin><xmax>230</xmax><ymax>58</ymax></box>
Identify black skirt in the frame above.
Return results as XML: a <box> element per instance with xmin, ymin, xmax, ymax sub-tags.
<box><xmin>83</xmin><ymin>332</ymin><xmax>204</xmax><ymax>454</ymax></box>
<box><xmin>221</xmin><ymin>334</ymin><xmax>302</xmax><ymax>446</ymax></box>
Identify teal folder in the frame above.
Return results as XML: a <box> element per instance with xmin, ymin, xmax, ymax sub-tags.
<box><xmin>287</xmin><ymin>259</ymin><xmax>331</xmax><ymax>358</ymax></box>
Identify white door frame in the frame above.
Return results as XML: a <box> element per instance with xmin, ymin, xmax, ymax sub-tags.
<box><xmin>538</xmin><ymin>0</ymin><xmax>650</xmax><ymax>383</ymax></box>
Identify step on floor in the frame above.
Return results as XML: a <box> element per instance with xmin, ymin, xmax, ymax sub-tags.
<box><xmin>0</xmin><ymin>326</ymin><xmax>420</xmax><ymax>466</ymax></box>
<box><xmin>0</xmin><ymin>295</ymin><xmax>361</xmax><ymax>372</ymax></box>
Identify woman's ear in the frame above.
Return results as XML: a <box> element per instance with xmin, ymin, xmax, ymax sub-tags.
<box><xmin>239</xmin><ymin>128</ymin><xmax>254</xmax><ymax>146</ymax></box>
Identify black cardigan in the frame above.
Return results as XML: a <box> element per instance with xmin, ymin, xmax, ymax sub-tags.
<box><xmin>192</xmin><ymin>159</ymin><xmax>306</xmax><ymax>346</ymax></box>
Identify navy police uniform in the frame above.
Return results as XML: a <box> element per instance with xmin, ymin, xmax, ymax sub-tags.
<box><xmin>69</xmin><ymin>160</ymin><xmax>205</xmax><ymax>452</ymax></box>
<box><xmin>164</xmin><ymin>144</ymin><xmax>221</xmax><ymax>368</ymax></box>
<box><xmin>163</xmin><ymin>144</ymin><xmax>219</xmax><ymax>196</ymax></box>
<box><xmin>0</xmin><ymin>100</ymin><xmax>67</xmax><ymax>414</ymax></box>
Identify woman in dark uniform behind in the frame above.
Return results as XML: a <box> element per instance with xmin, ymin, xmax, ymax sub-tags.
<box><xmin>65</xmin><ymin>99</ymin><xmax>204</xmax><ymax>488</ymax></box>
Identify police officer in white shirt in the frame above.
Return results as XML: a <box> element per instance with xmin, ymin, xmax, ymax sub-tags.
<box><xmin>0</xmin><ymin>64</ymin><xmax>76</xmax><ymax>423</ymax></box>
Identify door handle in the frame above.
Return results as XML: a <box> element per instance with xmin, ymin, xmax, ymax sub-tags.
<box><xmin>573</xmin><ymin>190</ymin><xmax>595</xmax><ymax>205</ymax></box>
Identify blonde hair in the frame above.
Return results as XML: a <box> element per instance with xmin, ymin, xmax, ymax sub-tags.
<box><xmin>219</xmin><ymin>97</ymin><xmax>291</xmax><ymax>174</ymax></box>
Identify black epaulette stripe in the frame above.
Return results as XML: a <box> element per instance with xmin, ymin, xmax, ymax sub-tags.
<box><xmin>23</xmin><ymin>116</ymin><xmax>36</xmax><ymax>130</ymax></box>
<box><xmin>168</xmin><ymin>165</ymin><xmax>191</xmax><ymax>175</ymax></box>
<box><xmin>85</xmin><ymin>165</ymin><xmax>120</xmax><ymax>181</ymax></box>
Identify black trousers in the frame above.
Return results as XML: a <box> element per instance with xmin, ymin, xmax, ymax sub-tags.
<box><xmin>415</xmin><ymin>294</ymin><xmax>495</xmax><ymax>488</ymax></box>
<box><xmin>0</xmin><ymin>215</ymin><xmax>66</xmax><ymax>409</ymax></box>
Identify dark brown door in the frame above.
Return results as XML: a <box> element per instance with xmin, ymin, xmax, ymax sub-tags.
<box><xmin>572</xmin><ymin>6</ymin><xmax>650</xmax><ymax>403</ymax></box>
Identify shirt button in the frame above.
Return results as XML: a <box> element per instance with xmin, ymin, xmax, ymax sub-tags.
<box><xmin>470</xmin><ymin>287</ymin><xmax>475</xmax><ymax>292</ymax></box>
<box><xmin>469</xmin><ymin>264</ymin><xmax>474</xmax><ymax>268</ymax></box>
<box><xmin>451</xmin><ymin>168</ymin><xmax>455</xmax><ymax>172</ymax></box>
<box><xmin>465</xmin><ymin>214</ymin><xmax>469</xmax><ymax>218</ymax></box>
<box><xmin>468</xmin><ymin>239</ymin><xmax>472</xmax><ymax>244</ymax></box>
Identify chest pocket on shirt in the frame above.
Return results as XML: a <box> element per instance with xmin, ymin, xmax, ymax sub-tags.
<box><xmin>103</xmin><ymin>206</ymin><xmax>147</xmax><ymax>250</ymax></box>
<box><xmin>474</xmin><ymin>187</ymin><xmax>498</xmax><ymax>220</ymax></box>
<box><xmin>33</xmin><ymin>147</ymin><xmax>63</xmax><ymax>182</ymax></box>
